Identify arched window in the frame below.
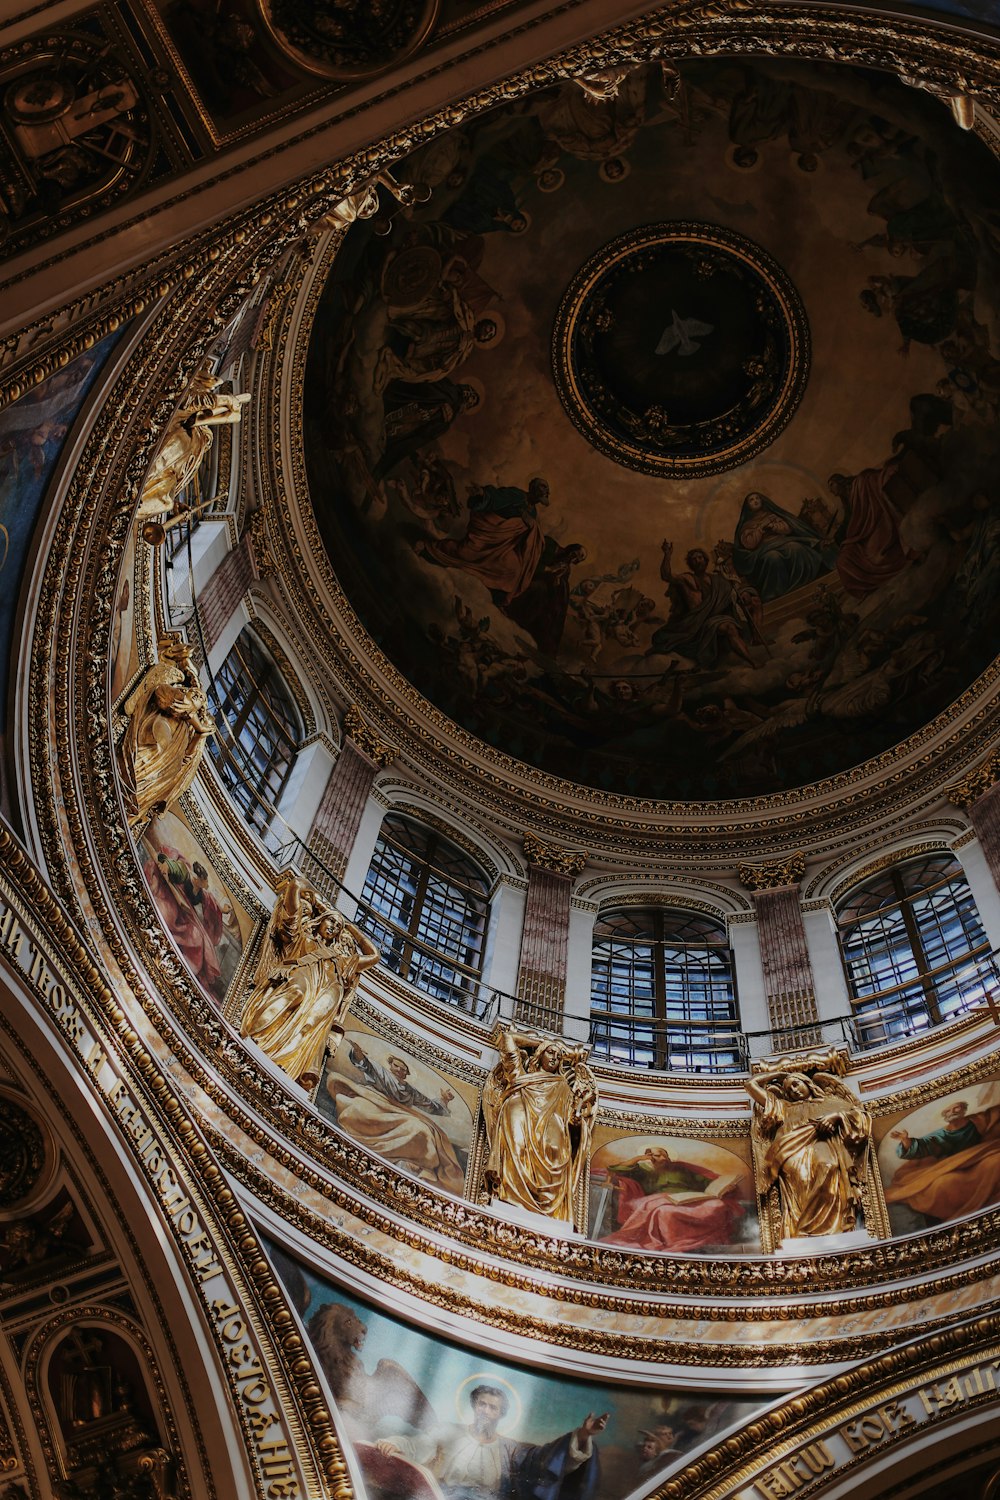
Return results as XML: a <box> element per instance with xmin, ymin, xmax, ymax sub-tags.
<box><xmin>207</xmin><ymin>628</ymin><xmax>303</xmax><ymax>832</ymax></box>
<box><xmin>837</xmin><ymin>852</ymin><xmax>993</xmax><ymax>1042</ymax></box>
<box><xmin>361</xmin><ymin>814</ymin><xmax>490</xmax><ymax>1010</ymax></box>
<box><xmin>590</xmin><ymin>907</ymin><xmax>740</xmax><ymax>1071</ymax></box>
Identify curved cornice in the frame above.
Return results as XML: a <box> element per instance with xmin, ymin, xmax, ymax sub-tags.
<box><xmin>259</xmin><ymin>3</ymin><xmax>1000</xmax><ymax>859</ymax></box>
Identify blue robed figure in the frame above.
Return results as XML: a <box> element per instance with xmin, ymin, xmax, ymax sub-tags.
<box><xmin>731</xmin><ymin>491</ymin><xmax>837</xmax><ymax>602</ymax></box>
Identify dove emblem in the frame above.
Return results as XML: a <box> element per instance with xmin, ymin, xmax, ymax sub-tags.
<box><xmin>655</xmin><ymin>309</ymin><xmax>715</xmax><ymax>356</ymax></box>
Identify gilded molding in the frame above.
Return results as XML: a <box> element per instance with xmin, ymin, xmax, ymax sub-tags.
<box><xmin>947</xmin><ymin>749</ymin><xmax>1000</xmax><ymax>810</ymax></box>
<box><xmin>648</xmin><ymin>1320</ymin><xmax>1000</xmax><ymax>1499</ymax></box>
<box><xmin>250</xmin><ymin>618</ymin><xmax>318</xmax><ymax>737</ymax></box>
<box><xmin>823</xmin><ymin>839</ymin><xmax>955</xmax><ymax>909</ymax></box>
<box><xmin>247</xmin><ymin>507</ymin><xmax>278</xmax><ymax>581</ymax></box>
<box><xmin>0</xmin><ymin>1017</ymin><xmax>216</xmax><ymax>1500</ymax></box>
<box><xmin>218</xmin><ymin>1120</ymin><xmax>1000</xmax><ymax>1368</ymax></box>
<box><xmin>576</xmin><ymin>873</ymin><xmax>752</xmax><ymax>911</ymax></box>
<box><xmin>738</xmin><ymin>852</ymin><xmax>807</xmax><ymax>891</ymax></box>
<box><xmin>342</xmin><ymin>704</ymin><xmax>396</xmax><ymax>767</ymax></box>
<box><xmin>367</xmin><ymin>778</ymin><xmax>526</xmax><ymax>883</ymax></box>
<box><xmin>522</xmin><ymin>832</ymin><xmax>587</xmax><ymax>877</ymax></box>
<box><xmin>594</xmin><ymin>1107</ymin><xmax>747</xmax><ymax>1138</ymax></box>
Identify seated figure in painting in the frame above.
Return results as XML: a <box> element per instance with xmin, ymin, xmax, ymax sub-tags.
<box><xmin>731</xmin><ymin>492</ymin><xmax>837</xmax><ymax>602</ymax></box>
<box><xmin>595</xmin><ymin>1145</ymin><xmax>746</xmax><ymax>1253</ymax></box>
<box><xmin>885</xmin><ymin>1098</ymin><xmax>1000</xmax><ymax>1225</ymax></box>
<box><xmin>417</xmin><ymin>478</ymin><xmax>549</xmax><ymax>607</ymax></box>
<box><xmin>327</xmin><ymin>1041</ymin><xmax>466</xmax><ymax>1195</ymax></box>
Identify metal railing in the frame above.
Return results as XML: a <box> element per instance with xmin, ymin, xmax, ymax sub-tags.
<box><xmin>275</xmin><ymin>833</ymin><xmax>512</xmax><ymax>1026</ymax></box>
<box><xmin>589</xmin><ymin>1013</ymin><xmax>748</xmax><ymax>1072</ymax></box>
<box><xmin>164</xmin><ymin>529</ymin><xmax>1000</xmax><ymax>1074</ymax></box>
<box><xmin>202</xmin><ymin>741</ymin><xmax>1000</xmax><ymax>1072</ymax></box>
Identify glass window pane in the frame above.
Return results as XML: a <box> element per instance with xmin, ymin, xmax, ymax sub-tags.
<box><xmin>207</xmin><ymin>628</ymin><xmax>301</xmax><ymax>832</ymax></box>
<box><xmin>838</xmin><ymin>854</ymin><xmax>991</xmax><ymax>1046</ymax></box>
<box><xmin>360</xmin><ymin>816</ymin><xmax>490</xmax><ymax>1011</ymax></box>
<box><xmin>590</xmin><ymin>906</ymin><xmax>740</xmax><ymax>1072</ymax></box>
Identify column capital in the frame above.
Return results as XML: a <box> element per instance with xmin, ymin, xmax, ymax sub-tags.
<box><xmin>738</xmin><ymin>851</ymin><xmax>806</xmax><ymax>892</ymax></box>
<box><xmin>522</xmin><ymin>831</ymin><xmax>586</xmax><ymax>877</ymax></box>
<box><xmin>342</xmin><ymin>704</ymin><xmax>396</xmax><ymax>768</ymax></box>
<box><xmin>946</xmin><ymin>750</ymin><xmax>1000</xmax><ymax>811</ymax></box>
<box><xmin>246</xmin><ymin>506</ymin><xmax>277</xmax><ymax>579</ymax></box>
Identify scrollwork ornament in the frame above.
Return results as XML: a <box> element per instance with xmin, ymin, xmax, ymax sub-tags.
<box><xmin>946</xmin><ymin>749</ymin><xmax>1000</xmax><ymax>809</ymax></box>
<box><xmin>246</xmin><ymin>507</ymin><xmax>278</xmax><ymax>581</ymax></box>
<box><xmin>342</xmin><ymin>703</ymin><xmax>395</xmax><ymax>766</ymax></box>
<box><xmin>522</xmin><ymin>832</ymin><xmax>587</xmax><ymax>877</ymax></box>
<box><xmin>738</xmin><ymin>851</ymin><xmax>807</xmax><ymax>891</ymax></box>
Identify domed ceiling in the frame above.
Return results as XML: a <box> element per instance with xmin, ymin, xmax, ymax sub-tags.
<box><xmin>303</xmin><ymin>58</ymin><xmax>1000</xmax><ymax>800</ymax></box>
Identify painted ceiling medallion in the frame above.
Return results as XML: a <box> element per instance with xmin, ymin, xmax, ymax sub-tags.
<box><xmin>552</xmin><ymin>223</ymin><xmax>810</xmax><ymax>477</ymax></box>
<box><xmin>256</xmin><ymin>0</ymin><xmax>440</xmax><ymax>80</ymax></box>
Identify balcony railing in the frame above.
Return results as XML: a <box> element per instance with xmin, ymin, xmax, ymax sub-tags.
<box><xmin>589</xmin><ymin>1013</ymin><xmax>748</xmax><ymax>1072</ymax></box>
<box><xmin>206</xmin><ymin>759</ymin><xmax>1000</xmax><ymax>1071</ymax></box>
<box><xmin>166</xmin><ymin>550</ymin><xmax>1000</xmax><ymax>1072</ymax></box>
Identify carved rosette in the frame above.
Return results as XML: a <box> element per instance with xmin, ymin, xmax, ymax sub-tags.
<box><xmin>522</xmin><ymin>832</ymin><xmax>587</xmax><ymax>877</ymax></box>
<box><xmin>738</xmin><ymin>852</ymin><xmax>806</xmax><ymax>891</ymax></box>
<box><xmin>342</xmin><ymin>704</ymin><xmax>396</xmax><ymax>768</ymax></box>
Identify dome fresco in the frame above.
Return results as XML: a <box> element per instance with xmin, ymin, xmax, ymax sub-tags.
<box><xmin>305</xmin><ymin>57</ymin><xmax>1000</xmax><ymax>800</ymax></box>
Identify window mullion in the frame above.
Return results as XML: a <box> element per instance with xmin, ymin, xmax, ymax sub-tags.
<box><xmin>653</xmin><ymin>909</ymin><xmax>668</xmax><ymax>1070</ymax></box>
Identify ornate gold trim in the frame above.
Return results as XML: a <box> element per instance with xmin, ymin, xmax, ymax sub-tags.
<box><xmin>649</xmin><ymin>1320</ymin><xmax>1000</xmax><ymax>1499</ymax></box>
<box><xmin>947</xmin><ymin>748</ymin><xmax>1000</xmax><ymax>809</ymax></box>
<box><xmin>738</xmin><ymin>853</ymin><xmax>807</xmax><ymax>891</ymax></box>
<box><xmin>222</xmin><ymin>1123</ymin><xmax>1000</xmax><ymax>1368</ymax></box>
<box><xmin>342</xmin><ymin>704</ymin><xmax>396</xmax><ymax>767</ymax></box>
<box><xmin>522</xmin><ymin>832</ymin><xmax>587</xmax><ymax>877</ymax></box>
<box><xmin>19</xmin><ymin>3</ymin><xmax>1000</xmax><ymax>1397</ymax></box>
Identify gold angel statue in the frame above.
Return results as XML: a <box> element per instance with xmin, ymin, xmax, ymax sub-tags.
<box><xmin>482</xmin><ymin>1024</ymin><xmax>597</xmax><ymax>1229</ymax></box>
<box><xmin>136</xmin><ymin>361</ymin><xmax>250</xmax><ymax>524</ymax></box>
<box><xmin>747</xmin><ymin>1052</ymin><xmax>872</xmax><ymax>1243</ymax></box>
<box><xmin>119</xmin><ymin>636</ymin><xmax>214</xmax><ymax>829</ymax></box>
<box><xmin>241</xmin><ymin>876</ymin><xmax>379</xmax><ymax>1089</ymax></box>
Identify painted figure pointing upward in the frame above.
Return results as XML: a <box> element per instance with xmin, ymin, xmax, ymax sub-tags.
<box><xmin>655</xmin><ymin>309</ymin><xmax>714</xmax><ymax>356</ymax></box>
